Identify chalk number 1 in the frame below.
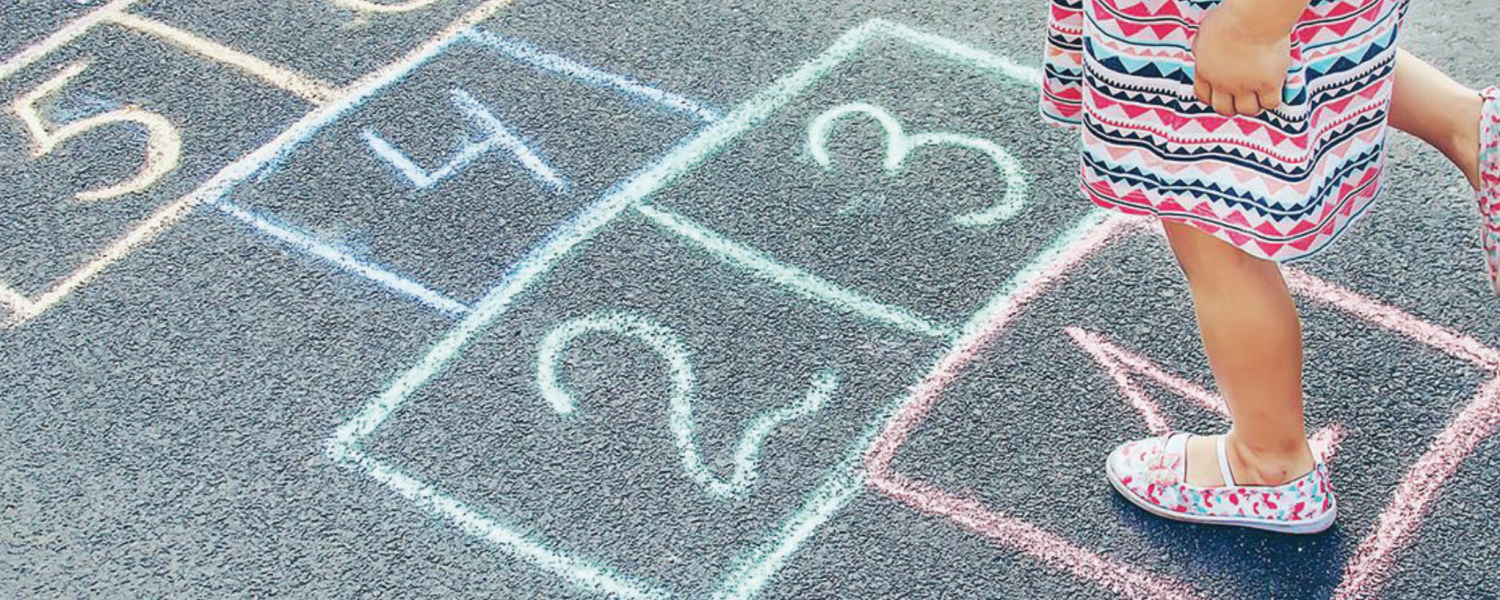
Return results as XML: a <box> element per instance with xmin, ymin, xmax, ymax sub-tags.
<box><xmin>10</xmin><ymin>62</ymin><xmax>182</xmax><ymax>201</ymax></box>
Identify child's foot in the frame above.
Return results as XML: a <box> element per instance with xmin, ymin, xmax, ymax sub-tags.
<box><xmin>1473</xmin><ymin>87</ymin><xmax>1500</xmax><ymax>295</ymax></box>
<box><xmin>1106</xmin><ymin>433</ymin><xmax>1336</xmax><ymax>534</ymax></box>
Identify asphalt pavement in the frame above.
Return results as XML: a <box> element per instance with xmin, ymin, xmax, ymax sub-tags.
<box><xmin>2</xmin><ymin>0</ymin><xmax>1499</xmax><ymax>598</ymax></box>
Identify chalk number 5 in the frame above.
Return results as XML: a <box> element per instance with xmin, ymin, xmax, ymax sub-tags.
<box><xmin>10</xmin><ymin>62</ymin><xmax>181</xmax><ymax>201</ymax></box>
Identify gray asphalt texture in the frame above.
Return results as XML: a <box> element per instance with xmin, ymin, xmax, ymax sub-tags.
<box><xmin>3</xmin><ymin>0</ymin><xmax>1499</xmax><ymax>598</ymax></box>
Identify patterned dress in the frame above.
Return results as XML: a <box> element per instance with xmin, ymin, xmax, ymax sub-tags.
<box><xmin>1041</xmin><ymin>0</ymin><xmax>1411</xmax><ymax>263</ymax></box>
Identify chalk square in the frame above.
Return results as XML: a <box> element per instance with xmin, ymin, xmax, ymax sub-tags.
<box><xmin>225</xmin><ymin>34</ymin><xmax>709</xmax><ymax>305</ymax></box>
<box><xmin>0</xmin><ymin>23</ymin><xmax>311</xmax><ymax>324</ymax></box>
<box><xmin>351</xmin><ymin>215</ymin><xmax>944</xmax><ymax>597</ymax></box>
<box><xmin>864</xmin><ymin>218</ymin><xmax>1500</xmax><ymax>600</ymax></box>
<box><xmin>325</xmin><ymin>20</ymin><xmax>1063</xmax><ymax>599</ymax></box>
<box><xmin>641</xmin><ymin>28</ymin><xmax>1087</xmax><ymax>326</ymax></box>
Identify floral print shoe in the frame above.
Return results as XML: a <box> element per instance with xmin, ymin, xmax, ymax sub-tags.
<box><xmin>1477</xmin><ymin>87</ymin><xmax>1500</xmax><ymax>295</ymax></box>
<box><xmin>1106</xmin><ymin>433</ymin><xmax>1336</xmax><ymax>534</ymax></box>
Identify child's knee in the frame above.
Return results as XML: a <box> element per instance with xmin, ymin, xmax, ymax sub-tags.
<box><xmin>1162</xmin><ymin>221</ymin><xmax>1276</xmax><ymax>285</ymax></box>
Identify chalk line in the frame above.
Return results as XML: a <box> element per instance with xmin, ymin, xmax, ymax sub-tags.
<box><xmin>213</xmin><ymin>201</ymin><xmax>470</xmax><ymax>316</ymax></box>
<box><xmin>464</xmin><ymin>28</ymin><xmax>722</xmax><ymax>123</ymax></box>
<box><xmin>329</xmin><ymin>0</ymin><xmax>441</xmax><ymax>13</ymax></box>
<box><xmin>871</xmin><ymin>472</ymin><xmax>1204</xmax><ymax>600</ymax></box>
<box><xmin>1333</xmin><ymin>375</ymin><xmax>1500</xmax><ymax>600</ymax></box>
<box><xmin>1283</xmin><ymin>268</ymin><xmax>1500</xmax><ymax>370</ymax></box>
<box><xmin>338</xmin><ymin>446</ymin><xmax>670</xmax><ymax>599</ymax></box>
<box><xmin>0</xmin><ymin>0</ymin><xmax>139</xmax><ymax>83</ymax></box>
<box><xmin>864</xmin><ymin>211</ymin><xmax>1134</xmax><ymax>474</ymax></box>
<box><xmin>107</xmin><ymin>13</ymin><xmax>338</xmax><ymax>105</ymax></box>
<box><xmin>1066</xmin><ymin>326</ymin><xmax>1344</xmax><ymax>462</ymax></box>
<box><xmin>634</xmin><ymin>201</ymin><xmax>956</xmax><ymax>340</ymax></box>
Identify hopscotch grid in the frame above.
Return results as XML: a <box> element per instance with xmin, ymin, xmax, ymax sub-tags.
<box><xmin>6</xmin><ymin>4</ymin><xmax>1493</xmax><ymax>598</ymax></box>
<box><xmin>863</xmin><ymin>217</ymin><xmax>1500</xmax><ymax>600</ymax></box>
<box><xmin>1</xmin><ymin>0</ymin><xmax>731</xmax><ymax>326</ymax></box>
<box><xmin>323</xmin><ymin>19</ymin><xmax>1044</xmax><ymax>600</ymax></box>
<box><xmin>0</xmin><ymin>0</ymin><xmax>520</xmax><ymax>327</ymax></box>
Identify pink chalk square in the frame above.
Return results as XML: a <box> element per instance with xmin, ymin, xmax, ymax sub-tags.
<box><xmin>862</xmin><ymin>216</ymin><xmax>1500</xmax><ymax>600</ymax></box>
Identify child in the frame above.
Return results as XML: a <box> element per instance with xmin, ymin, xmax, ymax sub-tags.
<box><xmin>1040</xmin><ymin>0</ymin><xmax>1500</xmax><ymax>533</ymax></box>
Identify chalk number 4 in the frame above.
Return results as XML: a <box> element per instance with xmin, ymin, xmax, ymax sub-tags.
<box><xmin>10</xmin><ymin>62</ymin><xmax>181</xmax><ymax>201</ymax></box>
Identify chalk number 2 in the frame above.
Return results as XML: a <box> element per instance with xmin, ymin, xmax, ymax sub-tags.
<box><xmin>10</xmin><ymin>62</ymin><xmax>181</xmax><ymax>201</ymax></box>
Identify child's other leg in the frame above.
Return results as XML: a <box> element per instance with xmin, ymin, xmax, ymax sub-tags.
<box><xmin>1162</xmin><ymin>221</ymin><xmax>1317</xmax><ymax>487</ymax></box>
<box><xmin>1388</xmin><ymin>49</ymin><xmax>1484</xmax><ymax>188</ymax></box>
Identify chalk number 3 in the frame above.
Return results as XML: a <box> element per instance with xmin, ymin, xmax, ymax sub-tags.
<box><xmin>11</xmin><ymin>62</ymin><xmax>181</xmax><ymax>201</ymax></box>
<box><xmin>808</xmin><ymin>103</ymin><xmax>1028</xmax><ymax>227</ymax></box>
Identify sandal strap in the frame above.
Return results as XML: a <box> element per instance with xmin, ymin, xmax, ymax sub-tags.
<box><xmin>1216</xmin><ymin>435</ymin><xmax>1237</xmax><ymax>487</ymax></box>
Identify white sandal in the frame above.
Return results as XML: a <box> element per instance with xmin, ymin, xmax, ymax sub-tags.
<box><xmin>1106</xmin><ymin>433</ymin><xmax>1336</xmax><ymax>534</ymax></box>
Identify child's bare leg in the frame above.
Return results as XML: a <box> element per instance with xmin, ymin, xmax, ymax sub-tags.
<box><xmin>1162</xmin><ymin>220</ymin><xmax>1316</xmax><ymax>486</ymax></box>
<box><xmin>1159</xmin><ymin>51</ymin><xmax>1485</xmax><ymax>488</ymax></box>
<box><xmin>1388</xmin><ymin>49</ymin><xmax>1484</xmax><ymax>189</ymax></box>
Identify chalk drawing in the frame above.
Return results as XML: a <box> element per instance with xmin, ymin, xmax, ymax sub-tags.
<box><xmin>1064</xmin><ymin>326</ymin><xmax>1345</xmax><ymax>463</ymax></box>
<box><xmin>362</xmin><ymin>88</ymin><xmax>567</xmax><ymax>191</ymax></box>
<box><xmin>0</xmin><ymin>0</ymin><xmax>519</xmax><ymax>327</ymax></box>
<box><xmin>634</xmin><ymin>201</ymin><xmax>956</xmax><ymax>339</ymax></box>
<box><xmin>224</xmin><ymin>29</ymin><xmax>721</xmax><ymax>314</ymax></box>
<box><xmin>325</xmin><ymin>18</ymin><xmax>1045</xmax><ymax>599</ymax></box>
<box><xmin>329</xmin><ymin>0</ymin><xmax>441</xmax><ymax>13</ymax></box>
<box><xmin>107</xmin><ymin>13</ymin><xmax>338</xmax><ymax>105</ymax></box>
<box><xmin>10</xmin><ymin>61</ymin><xmax>182</xmax><ymax>202</ymax></box>
<box><xmin>464</xmin><ymin>28</ymin><xmax>722</xmax><ymax>123</ymax></box>
<box><xmin>808</xmin><ymin>102</ymin><xmax>1028</xmax><ymax>226</ymax></box>
<box><xmin>536</xmin><ymin>312</ymin><xmax>839</xmax><ymax>500</ymax></box>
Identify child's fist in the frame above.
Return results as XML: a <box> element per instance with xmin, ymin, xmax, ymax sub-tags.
<box><xmin>1191</xmin><ymin>1</ymin><xmax>1294</xmax><ymax>117</ymax></box>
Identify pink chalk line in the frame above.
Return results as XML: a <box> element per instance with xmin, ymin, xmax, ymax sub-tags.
<box><xmin>1064</xmin><ymin>326</ymin><xmax>1346</xmax><ymax>463</ymax></box>
<box><xmin>863</xmin><ymin>213</ymin><xmax>1140</xmax><ymax>474</ymax></box>
<box><xmin>1282</xmin><ymin>268</ymin><xmax>1500</xmax><ymax>371</ymax></box>
<box><xmin>868</xmin><ymin>472</ymin><xmax>1204</xmax><ymax>600</ymax></box>
<box><xmin>864</xmin><ymin>218</ymin><xmax>1500</xmax><ymax>600</ymax></box>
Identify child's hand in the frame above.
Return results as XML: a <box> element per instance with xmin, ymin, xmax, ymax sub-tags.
<box><xmin>1192</xmin><ymin>0</ymin><xmax>1295</xmax><ymax>117</ymax></box>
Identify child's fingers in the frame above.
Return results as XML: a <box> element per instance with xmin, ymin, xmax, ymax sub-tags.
<box><xmin>1210</xmin><ymin>88</ymin><xmax>1237</xmax><ymax>117</ymax></box>
<box><xmin>1258</xmin><ymin>87</ymin><xmax>1283</xmax><ymax>112</ymax></box>
<box><xmin>1195</xmin><ymin>79</ymin><xmax>1214</xmax><ymax>108</ymax></box>
<box><xmin>1234</xmin><ymin>92</ymin><xmax>1263</xmax><ymax>116</ymax></box>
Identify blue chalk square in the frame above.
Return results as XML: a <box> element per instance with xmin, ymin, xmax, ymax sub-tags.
<box><xmin>351</xmin><ymin>214</ymin><xmax>945</xmax><ymax>597</ymax></box>
<box><xmin>220</xmin><ymin>30</ymin><xmax>710</xmax><ymax>309</ymax></box>
<box><xmin>642</xmin><ymin>31</ymin><xmax>1091</xmax><ymax>326</ymax></box>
